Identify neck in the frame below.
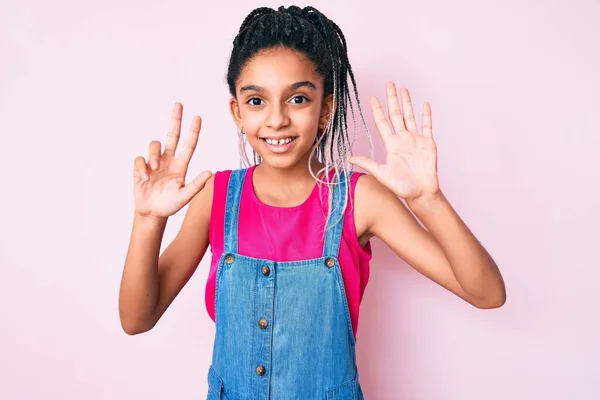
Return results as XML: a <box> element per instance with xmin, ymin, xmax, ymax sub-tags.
<box><xmin>254</xmin><ymin>155</ymin><xmax>324</xmax><ymax>188</ymax></box>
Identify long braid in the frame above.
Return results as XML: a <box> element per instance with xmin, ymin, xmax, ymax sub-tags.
<box><xmin>300</xmin><ymin>6</ymin><xmax>371</xmax><ymax>229</ymax></box>
<box><xmin>226</xmin><ymin>6</ymin><xmax>373</xmax><ymax>230</ymax></box>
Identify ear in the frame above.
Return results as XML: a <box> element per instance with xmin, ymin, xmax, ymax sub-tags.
<box><xmin>229</xmin><ymin>97</ymin><xmax>243</xmax><ymax>130</ymax></box>
<box><xmin>319</xmin><ymin>94</ymin><xmax>334</xmax><ymax>131</ymax></box>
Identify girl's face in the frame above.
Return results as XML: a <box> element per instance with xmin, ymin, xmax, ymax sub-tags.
<box><xmin>230</xmin><ymin>47</ymin><xmax>332</xmax><ymax>170</ymax></box>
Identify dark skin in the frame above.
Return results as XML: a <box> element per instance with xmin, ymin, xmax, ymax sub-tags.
<box><xmin>119</xmin><ymin>47</ymin><xmax>505</xmax><ymax>335</ymax></box>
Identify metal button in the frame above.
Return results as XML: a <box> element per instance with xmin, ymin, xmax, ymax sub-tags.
<box><xmin>325</xmin><ymin>257</ymin><xmax>335</xmax><ymax>268</ymax></box>
<box><xmin>256</xmin><ymin>365</ymin><xmax>266</xmax><ymax>376</ymax></box>
<box><xmin>258</xmin><ymin>319</ymin><xmax>268</xmax><ymax>329</ymax></box>
<box><xmin>261</xmin><ymin>265</ymin><xmax>270</xmax><ymax>276</ymax></box>
<box><xmin>225</xmin><ymin>254</ymin><xmax>235</xmax><ymax>264</ymax></box>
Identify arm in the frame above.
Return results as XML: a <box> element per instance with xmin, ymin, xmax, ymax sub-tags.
<box><xmin>350</xmin><ymin>83</ymin><xmax>505</xmax><ymax>309</ymax></box>
<box><xmin>355</xmin><ymin>175</ymin><xmax>505</xmax><ymax>308</ymax></box>
<box><xmin>118</xmin><ymin>102</ymin><xmax>213</xmax><ymax>334</ymax></box>
<box><xmin>119</xmin><ymin>176</ymin><xmax>214</xmax><ymax>334</ymax></box>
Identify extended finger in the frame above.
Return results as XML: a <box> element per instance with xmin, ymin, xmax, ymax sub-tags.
<box><xmin>386</xmin><ymin>82</ymin><xmax>407</xmax><ymax>134</ymax></box>
<box><xmin>370</xmin><ymin>96</ymin><xmax>394</xmax><ymax>141</ymax></box>
<box><xmin>164</xmin><ymin>102</ymin><xmax>182</xmax><ymax>156</ymax></box>
<box><xmin>148</xmin><ymin>141</ymin><xmax>161</xmax><ymax>170</ymax></box>
<box><xmin>401</xmin><ymin>88</ymin><xmax>418</xmax><ymax>133</ymax></box>
<box><xmin>178</xmin><ymin>115</ymin><xmax>202</xmax><ymax>167</ymax></box>
<box><xmin>422</xmin><ymin>102</ymin><xmax>433</xmax><ymax>139</ymax></box>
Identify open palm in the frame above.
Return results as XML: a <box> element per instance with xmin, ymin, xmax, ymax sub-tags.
<box><xmin>133</xmin><ymin>103</ymin><xmax>212</xmax><ymax>219</ymax></box>
<box><xmin>350</xmin><ymin>83</ymin><xmax>439</xmax><ymax>201</ymax></box>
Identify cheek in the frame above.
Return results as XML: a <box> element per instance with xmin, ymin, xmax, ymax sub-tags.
<box><xmin>296</xmin><ymin>105</ymin><xmax>322</xmax><ymax>130</ymax></box>
<box><xmin>239</xmin><ymin>112</ymin><xmax>263</xmax><ymax>135</ymax></box>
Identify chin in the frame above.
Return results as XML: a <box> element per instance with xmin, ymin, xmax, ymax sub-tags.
<box><xmin>255</xmin><ymin>152</ymin><xmax>309</xmax><ymax>170</ymax></box>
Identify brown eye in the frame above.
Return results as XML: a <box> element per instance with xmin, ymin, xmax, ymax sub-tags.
<box><xmin>247</xmin><ymin>97</ymin><xmax>263</xmax><ymax>106</ymax></box>
<box><xmin>290</xmin><ymin>96</ymin><xmax>308</xmax><ymax>104</ymax></box>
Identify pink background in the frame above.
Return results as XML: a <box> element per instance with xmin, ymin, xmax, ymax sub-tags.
<box><xmin>1</xmin><ymin>0</ymin><xmax>598</xmax><ymax>398</ymax></box>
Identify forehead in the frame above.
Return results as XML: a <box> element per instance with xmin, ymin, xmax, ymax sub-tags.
<box><xmin>237</xmin><ymin>47</ymin><xmax>322</xmax><ymax>91</ymax></box>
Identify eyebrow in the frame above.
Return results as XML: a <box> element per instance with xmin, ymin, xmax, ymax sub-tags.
<box><xmin>239</xmin><ymin>81</ymin><xmax>317</xmax><ymax>93</ymax></box>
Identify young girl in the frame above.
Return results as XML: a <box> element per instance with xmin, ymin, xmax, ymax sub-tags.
<box><xmin>119</xmin><ymin>5</ymin><xmax>506</xmax><ymax>399</ymax></box>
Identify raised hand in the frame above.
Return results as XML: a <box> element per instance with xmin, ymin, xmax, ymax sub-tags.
<box><xmin>133</xmin><ymin>103</ymin><xmax>212</xmax><ymax>219</ymax></box>
<box><xmin>349</xmin><ymin>82</ymin><xmax>439</xmax><ymax>201</ymax></box>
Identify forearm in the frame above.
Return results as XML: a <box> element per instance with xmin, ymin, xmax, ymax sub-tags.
<box><xmin>407</xmin><ymin>191</ymin><xmax>506</xmax><ymax>306</ymax></box>
<box><xmin>119</xmin><ymin>213</ymin><xmax>167</xmax><ymax>334</ymax></box>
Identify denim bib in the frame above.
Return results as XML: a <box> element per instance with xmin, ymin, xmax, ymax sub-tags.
<box><xmin>207</xmin><ymin>169</ymin><xmax>363</xmax><ymax>400</ymax></box>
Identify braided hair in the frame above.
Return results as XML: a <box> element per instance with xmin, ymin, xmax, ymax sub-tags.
<box><xmin>226</xmin><ymin>5</ymin><xmax>373</xmax><ymax>228</ymax></box>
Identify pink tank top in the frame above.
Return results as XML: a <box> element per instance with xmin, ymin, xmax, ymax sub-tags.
<box><xmin>206</xmin><ymin>165</ymin><xmax>372</xmax><ymax>336</ymax></box>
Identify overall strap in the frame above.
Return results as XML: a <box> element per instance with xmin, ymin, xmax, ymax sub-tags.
<box><xmin>322</xmin><ymin>171</ymin><xmax>353</xmax><ymax>258</ymax></box>
<box><xmin>223</xmin><ymin>169</ymin><xmax>247</xmax><ymax>254</ymax></box>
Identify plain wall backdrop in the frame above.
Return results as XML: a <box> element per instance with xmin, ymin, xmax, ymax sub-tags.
<box><xmin>1</xmin><ymin>0</ymin><xmax>599</xmax><ymax>398</ymax></box>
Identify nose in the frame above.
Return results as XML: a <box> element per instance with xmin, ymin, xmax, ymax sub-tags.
<box><xmin>264</xmin><ymin>103</ymin><xmax>290</xmax><ymax>130</ymax></box>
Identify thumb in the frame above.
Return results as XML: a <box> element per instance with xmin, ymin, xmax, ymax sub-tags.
<box><xmin>180</xmin><ymin>171</ymin><xmax>213</xmax><ymax>203</ymax></box>
<box><xmin>349</xmin><ymin>156</ymin><xmax>383</xmax><ymax>178</ymax></box>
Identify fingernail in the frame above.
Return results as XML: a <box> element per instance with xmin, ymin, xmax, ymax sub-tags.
<box><xmin>151</xmin><ymin>160</ymin><xmax>158</xmax><ymax>170</ymax></box>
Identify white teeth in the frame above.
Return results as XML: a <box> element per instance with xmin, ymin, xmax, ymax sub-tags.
<box><xmin>265</xmin><ymin>137</ymin><xmax>294</xmax><ymax>145</ymax></box>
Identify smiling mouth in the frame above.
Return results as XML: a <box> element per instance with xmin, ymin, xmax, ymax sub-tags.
<box><xmin>261</xmin><ymin>137</ymin><xmax>298</xmax><ymax>145</ymax></box>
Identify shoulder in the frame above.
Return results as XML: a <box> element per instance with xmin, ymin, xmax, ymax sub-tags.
<box><xmin>200</xmin><ymin>167</ymin><xmax>247</xmax><ymax>195</ymax></box>
<box><xmin>174</xmin><ymin>168</ymin><xmax>251</xmax><ymax>247</ymax></box>
<box><xmin>188</xmin><ymin>168</ymin><xmax>236</xmax><ymax>210</ymax></box>
<box><xmin>352</xmin><ymin>172</ymin><xmax>407</xmax><ymax>238</ymax></box>
<box><xmin>212</xmin><ymin>167</ymin><xmax>252</xmax><ymax>188</ymax></box>
<box><xmin>185</xmin><ymin>172</ymin><xmax>216</xmax><ymax>226</ymax></box>
<box><xmin>188</xmin><ymin>167</ymin><xmax>251</xmax><ymax>222</ymax></box>
<box><xmin>353</xmin><ymin>172</ymin><xmax>395</xmax><ymax>211</ymax></box>
<box><xmin>353</xmin><ymin>172</ymin><xmax>390</xmax><ymax>197</ymax></box>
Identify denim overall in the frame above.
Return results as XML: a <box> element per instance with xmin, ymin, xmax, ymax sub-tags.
<box><xmin>206</xmin><ymin>169</ymin><xmax>363</xmax><ymax>400</ymax></box>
